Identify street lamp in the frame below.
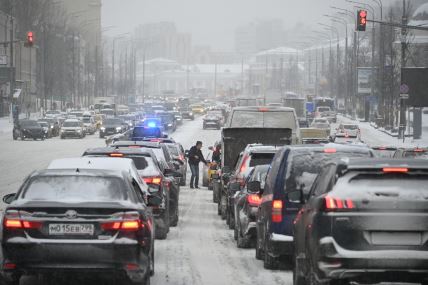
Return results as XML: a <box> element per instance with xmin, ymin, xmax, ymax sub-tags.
<box><xmin>111</xmin><ymin>33</ymin><xmax>130</xmax><ymax>96</ymax></box>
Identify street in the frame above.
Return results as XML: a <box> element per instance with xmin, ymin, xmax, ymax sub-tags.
<box><xmin>0</xmin><ymin>115</ymin><xmax>415</xmax><ymax>285</ymax></box>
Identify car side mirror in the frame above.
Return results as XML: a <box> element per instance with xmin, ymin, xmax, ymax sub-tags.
<box><xmin>147</xmin><ymin>195</ymin><xmax>162</xmax><ymax>207</ymax></box>
<box><xmin>174</xmin><ymin>158</ymin><xmax>184</xmax><ymax>165</ymax></box>
<box><xmin>288</xmin><ymin>189</ymin><xmax>305</xmax><ymax>204</ymax></box>
<box><xmin>185</xmin><ymin>150</ymin><xmax>190</xmax><ymax>157</ymax></box>
<box><xmin>3</xmin><ymin>193</ymin><xmax>16</xmax><ymax>204</ymax></box>
<box><xmin>247</xmin><ymin>181</ymin><xmax>261</xmax><ymax>193</ymax></box>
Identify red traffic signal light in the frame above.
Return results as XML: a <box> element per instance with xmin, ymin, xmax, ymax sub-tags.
<box><xmin>26</xmin><ymin>31</ymin><xmax>34</xmax><ymax>47</ymax></box>
<box><xmin>357</xmin><ymin>10</ymin><xmax>367</xmax><ymax>31</ymax></box>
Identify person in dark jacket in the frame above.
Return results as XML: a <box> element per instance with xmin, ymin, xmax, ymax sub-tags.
<box><xmin>188</xmin><ymin>141</ymin><xmax>207</xmax><ymax>189</ymax></box>
<box><xmin>212</xmin><ymin>145</ymin><xmax>221</xmax><ymax>164</ymax></box>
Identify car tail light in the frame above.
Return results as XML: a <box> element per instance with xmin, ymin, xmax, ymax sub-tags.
<box><xmin>101</xmin><ymin>220</ymin><xmax>142</xmax><ymax>231</ymax></box>
<box><xmin>110</xmin><ymin>153</ymin><xmax>124</xmax><ymax>157</ymax></box>
<box><xmin>324</xmin><ymin>196</ymin><xmax>355</xmax><ymax>211</ymax></box>
<box><xmin>258</xmin><ymin>107</ymin><xmax>269</xmax><ymax>112</ymax></box>
<box><xmin>247</xmin><ymin>194</ymin><xmax>261</xmax><ymax>206</ymax></box>
<box><xmin>240</xmin><ymin>155</ymin><xmax>249</xmax><ymax>174</ymax></box>
<box><xmin>143</xmin><ymin>176</ymin><xmax>162</xmax><ymax>185</ymax></box>
<box><xmin>4</xmin><ymin>218</ymin><xmax>42</xmax><ymax>230</ymax></box>
<box><xmin>382</xmin><ymin>167</ymin><xmax>408</xmax><ymax>173</ymax></box>
<box><xmin>179</xmin><ymin>154</ymin><xmax>185</xmax><ymax>161</ymax></box>
<box><xmin>414</xmin><ymin>148</ymin><xmax>425</xmax><ymax>152</ymax></box>
<box><xmin>272</xmin><ymin>200</ymin><xmax>283</xmax><ymax>223</ymax></box>
<box><xmin>324</xmin><ymin>148</ymin><xmax>337</xmax><ymax>153</ymax></box>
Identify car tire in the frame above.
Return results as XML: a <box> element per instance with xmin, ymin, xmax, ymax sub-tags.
<box><xmin>263</xmin><ymin>232</ymin><xmax>279</xmax><ymax>269</ymax></box>
<box><xmin>99</xmin><ymin>134</ymin><xmax>104</xmax><ymax>138</ymax></box>
<box><xmin>155</xmin><ymin>224</ymin><xmax>168</xmax><ymax>240</ymax></box>
<box><xmin>255</xmin><ymin>226</ymin><xmax>264</xmax><ymax>260</ymax></box>
<box><xmin>220</xmin><ymin>195</ymin><xmax>227</xmax><ymax>220</ymax></box>
<box><xmin>60</xmin><ymin>136</ymin><xmax>64</xmax><ymax>139</ymax></box>
<box><xmin>170</xmin><ymin>207</ymin><xmax>179</xmax><ymax>227</ymax></box>
<box><xmin>217</xmin><ymin>200</ymin><xmax>222</xmax><ymax>215</ymax></box>
<box><xmin>0</xmin><ymin>277</ymin><xmax>20</xmax><ymax>285</ymax></box>
<box><xmin>228</xmin><ymin>212</ymin><xmax>234</xmax><ymax>230</ymax></box>
<box><xmin>293</xmin><ymin>256</ymin><xmax>307</xmax><ymax>285</ymax></box>
<box><xmin>202</xmin><ymin>175</ymin><xmax>209</xmax><ymax>187</ymax></box>
<box><xmin>180</xmin><ymin>174</ymin><xmax>186</xmax><ymax>186</ymax></box>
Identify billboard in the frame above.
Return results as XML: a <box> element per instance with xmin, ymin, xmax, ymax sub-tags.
<box><xmin>357</xmin><ymin>67</ymin><xmax>373</xmax><ymax>94</ymax></box>
<box><xmin>402</xmin><ymin>68</ymin><xmax>428</xmax><ymax>107</ymax></box>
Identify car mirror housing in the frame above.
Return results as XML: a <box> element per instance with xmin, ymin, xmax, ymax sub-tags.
<box><xmin>147</xmin><ymin>195</ymin><xmax>162</xmax><ymax>207</ymax></box>
<box><xmin>247</xmin><ymin>181</ymin><xmax>261</xmax><ymax>193</ymax></box>
<box><xmin>3</xmin><ymin>193</ymin><xmax>16</xmax><ymax>204</ymax></box>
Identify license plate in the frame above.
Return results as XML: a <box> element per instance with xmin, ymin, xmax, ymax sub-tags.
<box><xmin>49</xmin><ymin>224</ymin><xmax>94</xmax><ymax>235</ymax></box>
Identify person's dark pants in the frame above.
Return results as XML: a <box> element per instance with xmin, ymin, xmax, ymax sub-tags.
<box><xmin>189</xmin><ymin>163</ymin><xmax>199</xmax><ymax>187</ymax></box>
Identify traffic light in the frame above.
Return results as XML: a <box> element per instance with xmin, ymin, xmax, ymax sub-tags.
<box><xmin>26</xmin><ymin>31</ymin><xmax>34</xmax><ymax>47</ymax></box>
<box><xmin>357</xmin><ymin>10</ymin><xmax>367</xmax><ymax>31</ymax></box>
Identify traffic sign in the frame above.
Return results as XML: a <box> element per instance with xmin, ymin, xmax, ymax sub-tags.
<box><xmin>400</xmin><ymin>84</ymin><xmax>409</xmax><ymax>94</ymax></box>
<box><xmin>400</xmin><ymin>93</ymin><xmax>409</xmax><ymax>99</ymax></box>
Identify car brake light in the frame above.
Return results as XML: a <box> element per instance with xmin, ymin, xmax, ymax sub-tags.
<box><xmin>128</xmin><ymin>145</ymin><xmax>141</xmax><ymax>148</ymax></box>
<box><xmin>324</xmin><ymin>148</ymin><xmax>337</xmax><ymax>153</ymax></box>
<box><xmin>4</xmin><ymin>218</ymin><xmax>42</xmax><ymax>229</ymax></box>
<box><xmin>414</xmin><ymin>148</ymin><xmax>425</xmax><ymax>152</ymax></box>
<box><xmin>258</xmin><ymin>107</ymin><xmax>269</xmax><ymax>112</ymax></box>
<box><xmin>110</xmin><ymin>153</ymin><xmax>124</xmax><ymax>157</ymax></box>
<box><xmin>143</xmin><ymin>176</ymin><xmax>162</xmax><ymax>185</ymax></box>
<box><xmin>272</xmin><ymin>200</ymin><xmax>283</xmax><ymax>223</ymax></box>
<box><xmin>101</xmin><ymin>220</ymin><xmax>142</xmax><ymax>231</ymax></box>
<box><xmin>179</xmin><ymin>154</ymin><xmax>185</xmax><ymax>161</ymax></box>
<box><xmin>382</xmin><ymin>167</ymin><xmax>408</xmax><ymax>173</ymax></box>
<box><xmin>247</xmin><ymin>194</ymin><xmax>261</xmax><ymax>206</ymax></box>
<box><xmin>240</xmin><ymin>155</ymin><xmax>249</xmax><ymax>174</ymax></box>
<box><xmin>325</xmin><ymin>196</ymin><xmax>355</xmax><ymax>211</ymax></box>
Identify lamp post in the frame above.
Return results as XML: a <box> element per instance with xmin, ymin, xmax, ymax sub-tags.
<box><xmin>111</xmin><ymin>33</ymin><xmax>130</xmax><ymax>97</ymax></box>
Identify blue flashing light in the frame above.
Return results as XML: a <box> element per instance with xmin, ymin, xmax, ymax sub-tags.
<box><xmin>147</xmin><ymin>121</ymin><xmax>157</xmax><ymax>128</ymax></box>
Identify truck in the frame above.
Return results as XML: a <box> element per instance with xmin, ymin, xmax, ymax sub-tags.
<box><xmin>282</xmin><ymin>97</ymin><xmax>307</xmax><ymax>127</ymax></box>
<box><xmin>93</xmin><ymin>97</ymin><xmax>117</xmax><ymax>113</ymax></box>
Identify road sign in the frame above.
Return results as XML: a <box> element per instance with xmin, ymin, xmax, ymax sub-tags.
<box><xmin>400</xmin><ymin>84</ymin><xmax>409</xmax><ymax>94</ymax></box>
<box><xmin>400</xmin><ymin>93</ymin><xmax>409</xmax><ymax>99</ymax></box>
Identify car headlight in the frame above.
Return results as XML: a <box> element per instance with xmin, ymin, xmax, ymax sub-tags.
<box><xmin>77</xmin><ymin>129</ymin><xmax>82</xmax><ymax>133</ymax></box>
<box><xmin>50</xmin><ymin>125</ymin><xmax>54</xmax><ymax>129</ymax></box>
<box><xmin>60</xmin><ymin>129</ymin><xmax>65</xmax><ymax>134</ymax></box>
<box><xmin>189</xmin><ymin>112</ymin><xmax>193</xmax><ymax>115</ymax></box>
<box><xmin>168</xmin><ymin>123</ymin><xmax>172</xmax><ymax>127</ymax></box>
<box><xmin>128</xmin><ymin>123</ymin><xmax>133</xmax><ymax>127</ymax></box>
<box><xmin>100</xmin><ymin>127</ymin><xmax>105</xmax><ymax>131</ymax></box>
<box><xmin>116</xmin><ymin>127</ymin><xmax>122</xmax><ymax>131</ymax></box>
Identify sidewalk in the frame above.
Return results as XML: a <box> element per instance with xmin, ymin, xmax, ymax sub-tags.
<box><xmin>0</xmin><ymin>113</ymin><xmax>40</xmax><ymax>134</ymax></box>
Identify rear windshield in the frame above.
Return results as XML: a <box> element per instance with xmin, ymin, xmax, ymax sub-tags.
<box><xmin>403</xmin><ymin>151</ymin><xmax>428</xmax><ymax>159</ymax></box>
<box><xmin>104</xmin><ymin>118</ymin><xmax>122</xmax><ymax>124</ymax></box>
<box><xmin>135</xmin><ymin>156</ymin><xmax>160</xmax><ymax>176</ymax></box>
<box><xmin>20</xmin><ymin>120</ymin><xmax>39</xmax><ymax>127</ymax></box>
<box><xmin>133</xmin><ymin>127</ymin><xmax>162</xmax><ymax>138</ymax></box>
<box><xmin>82</xmin><ymin>117</ymin><xmax>91</xmax><ymax>123</ymax></box>
<box><xmin>63</xmin><ymin>121</ymin><xmax>80</xmax><ymax>127</ymax></box>
<box><xmin>128</xmin><ymin>156</ymin><xmax>148</xmax><ymax>170</ymax></box>
<box><xmin>250</xmin><ymin>153</ymin><xmax>275</xmax><ymax>167</ymax></box>
<box><xmin>340</xmin><ymin>174</ymin><xmax>428</xmax><ymax>200</ymax></box>
<box><xmin>373</xmin><ymin>150</ymin><xmax>397</xmax><ymax>158</ymax></box>
<box><xmin>22</xmin><ymin>176</ymin><xmax>127</xmax><ymax>202</ymax></box>
<box><xmin>167</xmin><ymin>145</ymin><xmax>179</xmax><ymax>156</ymax></box>
<box><xmin>344</xmin><ymin>125</ymin><xmax>358</xmax><ymax>130</ymax></box>
<box><xmin>318</xmin><ymin>107</ymin><xmax>330</xmax><ymax>112</ymax></box>
<box><xmin>285</xmin><ymin>151</ymin><xmax>371</xmax><ymax>195</ymax></box>
<box><xmin>230</xmin><ymin>111</ymin><xmax>296</xmax><ymax>128</ymax></box>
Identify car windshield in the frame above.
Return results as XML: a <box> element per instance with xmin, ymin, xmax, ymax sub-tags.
<box><xmin>344</xmin><ymin>125</ymin><xmax>358</xmax><ymax>130</ymax></box>
<box><xmin>82</xmin><ymin>117</ymin><xmax>91</xmax><ymax>123</ymax></box>
<box><xmin>104</xmin><ymin>118</ymin><xmax>122</xmax><ymax>125</ymax></box>
<box><xmin>63</xmin><ymin>121</ymin><xmax>80</xmax><ymax>127</ymax></box>
<box><xmin>403</xmin><ymin>151</ymin><xmax>428</xmax><ymax>159</ymax></box>
<box><xmin>167</xmin><ymin>145</ymin><xmax>179</xmax><ymax>156</ymax></box>
<box><xmin>230</xmin><ymin>111</ymin><xmax>296</xmax><ymax>128</ymax></box>
<box><xmin>38</xmin><ymin>121</ymin><xmax>48</xmax><ymax>127</ymax></box>
<box><xmin>133</xmin><ymin>127</ymin><xmax>162</xmax><ymax>138</ymax></box>
<box><xmin>21</xmin><ymin>175</ymin><xmax>127</xmax><ymax>202</ymax></box>
<box><xmin>20</xmin><ymin>120</ymin><xmax>39</xmax><ymax>127</ymax></box>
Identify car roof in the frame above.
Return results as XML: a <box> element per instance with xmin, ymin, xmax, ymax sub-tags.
<box><xmin>244</xmin><ymin>144</ymin><xmax>281</xmax><ymax>154</ymax></box>
<box><xmin>32</xmin><ymin>168</ymin><xmax>125</xmax><ymax>179</ymax></box>
<box><xmin>48</xmin><ymin>157</ymin><xmax>136</xmax><ymax>173</ymax></box>
<box><xmin>287</xmin><ymin>143</ymin><xmax>372</xmax><ymax>153</ymax></box>
<box><xmin>231</xmin><ymin>106</ymin><xmax>295</xmax><ymax>112</ymax></box>
<box><xmin>64</xmin><ymin>119</ymin><xmax>80</xmax><ymax>122</ymax></box>
<box><xmin>112</xmin><ymin>141</ymin><xmax>162</xmax><ymax>148</ymax></box>
<box><xmin>343</xmin><ymin>158</ymin><xmax>428</xmax><ymax>171</ymax></box>
<box><xmin>84</xmin><ymin>147</ymin><xmax>156</xmax><ymax>157</ymax></box>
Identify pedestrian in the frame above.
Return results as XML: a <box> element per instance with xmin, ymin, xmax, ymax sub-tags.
<box><xmin>188</xmin><ymin>141</ymin><xmax>207</xmax><ymax>189</ymax></box>
<box><xmin>212</xmin><ymin>145</ymin><xmax>221</xmax><ymax>164</ymax></box>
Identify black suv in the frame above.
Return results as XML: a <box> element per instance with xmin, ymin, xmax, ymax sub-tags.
<box><xmin>294</xmin><ymin>159</ymin><xmax>428</xmax><ymax>285</ymax></box>
<box><xmin>256</xmin><ymin>144</ymin><xmax>373</xmax><ymax>269</ymax></box>
<box><xmin>13</xmin><ymin>120</ymin><xmax>45</xmax><ymax>141</ymax></box>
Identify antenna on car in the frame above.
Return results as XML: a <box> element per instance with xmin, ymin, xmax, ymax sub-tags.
<box><xmin>76</xmin><ymin>168</ymin><xmax>80</xmax><ymax>173</ymax></box>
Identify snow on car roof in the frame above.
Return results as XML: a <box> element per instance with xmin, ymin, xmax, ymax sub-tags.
<box><xmin>48</xmin><ymin>157</ymin><xmax>135</xmax><ymax>173</ymax></box>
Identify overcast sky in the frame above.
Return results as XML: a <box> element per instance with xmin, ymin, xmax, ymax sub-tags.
<box><xmin>101</xmin><ymin>0</ymin><xmax>338</xmax><ymax>50</ymax></box>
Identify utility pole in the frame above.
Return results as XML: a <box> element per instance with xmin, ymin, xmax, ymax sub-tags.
<box><xmin>142</xmin><ymin>53</ymin><xmax>145</xmax><ymax>103</ymax></box>
<box><xmin>399</xmin><ymin>0</ymin><xmax>407</xmax><ymax>141</ymax></box>
<box><xmin>9</xmin><ymin>15</ymin><xmax>14</xmax><ymax>114</ymax></box>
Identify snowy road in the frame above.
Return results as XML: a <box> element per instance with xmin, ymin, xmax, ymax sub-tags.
<box><xmin>0</xmin><ymin>115</ymin><xmax>413</xmax><ymax>285</ymax></box>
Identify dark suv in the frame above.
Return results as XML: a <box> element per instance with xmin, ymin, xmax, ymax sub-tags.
<box><xmin>256</xmin><ymin>144</ymin><xmax>373</xmax><ymax>269</ymax></box>
<box><xmin>222</xmin><ymin>144</ymin><xmax>278</xmax><ymax>229</ymax></box>
<box><xmin>294</xmin><ymin>159</ymin><xmax>428</xmax><ymax>285</ymax></box>
<box><xmin>13</xmin><ymin>120</ymin><xmax>45</xmax><ymax>141</ymax></box>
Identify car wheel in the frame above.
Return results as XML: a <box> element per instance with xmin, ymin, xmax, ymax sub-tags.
<box><xmin>220</xmin><ymin>195</ymin><xmax>227</xmax><ymax>220</ymax></box>
<box><xmin>155</xmin><ymin>224</ymin><xmax>168</xmax><ymax>240</ymax></box>
<box><xmin>170</xmin><ymin>207</ymin><xmax>179</xmax><ymax>227</ymax></box>
<box><xmin>228</xmin><ymin>210</ymin><xmax>235</xmax><ymax>230</ymax></box>
<box><xmin>150</xmin><ymin>247</ymin><xmax>155</xmax><ymax>276</ymax></box>
<box><xmin>60</xmin><ymin>136</ymin><xmax>64</xmax><ymax>139</ymax></box>
<box><xmin>293</xmin><ymin>256</ymin><xmax>307</xmax><ymax>285</ymax></box>
<box><xmin>180</xmin><ymin>174</ymin><xmax>186</xmax><ymax>186</ymax></box>
<box><xmin>263</xmin><ymin>232</ymin><xmax>279</xmax><ymax>269</ymax></box>
<box><xmin>99</xmin><ymin>134</ymin><xmax>104</xmax><ymax>138</ymax></box>
<box><xmin>41</xmin><ymin>137</ymin><xmax>45</xmax><ymax>141</ymax></box>
<box><xmin>202</xmin><ymin>175</ymin><xmax>209</xmax><ymax>187</ymax></box>
<box><xmin>1</xmin><ymin>276</ymin><xmax>20</xmax><ymax>285</ymax></box>
<box><xmin>217</xmin><ymin>199</ymin><xmax>222</xmax><ymax>215</ymax></box>
<box><xmin>234</xmin><ymin>219</ymin><xmax>239</xmax><ymax>241</ymax></box>
<box><xmin>255</xmin><ymin>225</ymin><xmax>264</xmax><ymax>260</ymax></box>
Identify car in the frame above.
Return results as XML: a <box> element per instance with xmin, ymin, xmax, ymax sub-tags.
<box><xmin>190</xmin><ymin>104</ymin><xmax>205</xmax><ymax>114</ymax></box>
<box><xmin>180</xmin><ymin>108</ymin><xmax>195</xmax><ymax>120</ymax></box>
<box><xmin>371</xmin><ymin>146</ymin><xmax>398</xmax><ymax>158</ymax></box>
<box><xmin>36</xmin><ymin>120</ymin><xmax>52</xmax><ymax>138</ymax></box>
<box><xmin>81</xmin><ymin>115</ymin><xmax>97</xmax><ymax>135</ymax></box>
<box><xmin>100</xmin><ymin>118</ymin><xmax>126</xmax><ymax>138</ymax></box>
<box><xmin>165</xmin><ymin>143</ymin><xmax>187</xmax><ymax>186</ymax></box>
<box><xmin>172</xmin><ymin>111</ymin><xmax>183</xmax><ymax>125</ymax></box>
<box><xmin>13</xmin><ymin>119</ymin><xmax>45</xmax><ymax>141</ymax></box>
<box><xmin>45</xmin><ymin>110</ymin><xmax>61</xmax><ymax>117</ymax></box>
<box><xmin>223</xmin><ymin>145</ymin><xmax>278</xmax><ymax>230</ymax></box>
<box><xmin>301</xmin><ymin>128</ymin><xmax>331</xmax><ymax>144</ymax></box>
<box><xmin>111</xmin><ymin>141</ymin><xmax>182</xmax><ymax>228</ymax></box>
<box><xmin>41</xmin><ymin>117</ymin><xmax>61</xmax><ymax>136</ymax></box>
<box><xmin>256</xmin><ymin>144</ymin><xmax>374</xmax><ymax>269</ymax></box>
<box><xmin>60</xmin><ymin>119</ymin><xmax>85</xmax><ymax>139</ymax></box>
<box><xmin>335</xmin><ymin>123</ymin><xmax>360</xmax><ymax>138</ymax></box>
<box><xmin>0</xmin><ymin>168</ymin><xmax>156</xmax><ymax>285</ymax></box>
<box><xmin>203</xmin><ymin>113</ymin><xmax>222</xmax><ymax>130</ymax></box>
<box><xmin>293</xmin><ymin>159</ymin><xmax>428</xmax><ymax>285</ymax></box>
<box><xmin>393</xmin><ymin>147</ymin><xmax>428</xmax><ymax>159</ymax></box>
<box><xmin>82</xmin><ymin>148</ymin><xmax>173</xmax><ymax>239</ymax></box>
<box><xmin>233</xmin><ymin>164</ymin><xmax>269</xmax><ymax>248</ymax></box>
